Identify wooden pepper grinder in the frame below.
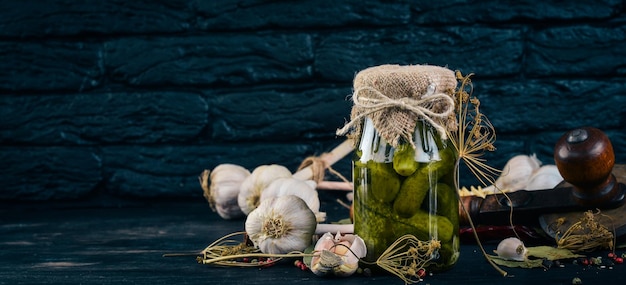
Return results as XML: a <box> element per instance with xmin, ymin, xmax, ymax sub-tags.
<box><xmin>554</xmin><ymin>127</ymin><xmax>623</xmax><ymax>207</ymax></box>
<box><xmin>459</xmin><ymin>127</ymin><xmax>625</xmax><ymax>227</ymax></box>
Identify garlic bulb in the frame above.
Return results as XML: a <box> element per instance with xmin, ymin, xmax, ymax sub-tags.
<box><xmin>238</xmin><ymin>164</ymin><xmax>292</xmax><ymax>215</ymax></box>
<box><xmin>310</xmin><ymin>232</ymin><xmax>366</xmax><ymax>277</ymax></box>
<box><xmin>494</xmin><ymin>237</ymin><xmax>527</xmax><ymax>261</ymax></box>
<box><xmin>483</xmin><ymin>154</ymin><xmax>541</xmax><ymax>194</ymax></box>
<box><xmin>199</xmin><ymin>164</ymin><xmax>250</xmax><ymax>220</ymax></box>
<box><xmin>461</xmin><ymin>155</ymin><xmax>563</xmax><ymax>197</ymax></box>
<box><xmin>245</xmin><ymin>195</ymin><xmax>317</xmax><ymax>254</ymax></box>
<box><xmin>261</xmin><ymin>177</ymin><xmax>326</xmax><ymax>222</ymax></box>
<box><xmin>525</xmin><ymin>165</ymin><xmax>563</xmax><ymax>190</ymax></box>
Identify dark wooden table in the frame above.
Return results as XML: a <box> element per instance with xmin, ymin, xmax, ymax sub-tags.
<box><xmin>2</xmin><ymin>191</ymin><xmax>625</xmax><ymax>285</ymax></box>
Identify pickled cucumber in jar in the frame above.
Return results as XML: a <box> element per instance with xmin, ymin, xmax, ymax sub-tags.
<box><xmin>353</xmin><ymin>131</ymin><xmax>458</xmax><ymax>271</ymax></box>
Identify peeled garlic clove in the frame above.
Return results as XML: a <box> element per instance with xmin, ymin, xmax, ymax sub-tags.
<box><xmin>494</xmin><ymin>237</ymin><xmax>527</xmax><ymax>261</ymax></box>
<box><xmin>310</xmin><ymin>232</ymin><xmax>366</xmax><ymax>277</ymax></box>
<box><xmin>525</xmin><ymin>165</ymin><xmax>563</xmax><ymax>190</ymax></box>
<box><xmin>238</xmin><ymin>164</ymin><xmax>292</xmax><ymax>215</ymax></box>
<box><xmin>333</xmin><ymin>233</ymin><xmax>366</xmax><ymax>277</ymax></box>
<box><xmin>245</xmin><ymin>195</ymin><xmax>317</xmax><ymax>254</ymax></box>
<box><xmin>310</xmin><ymin>233</ymin><xmax>337</xmax><ymax>276</ymax></box>
<box><xmin>261</xmin><ymin>177</ymin><xmax>326</xmax><ymax>222</ymax></box>
<box><xmin>200</xmin><ymin>164</ymin><xmax>250</xmax><ymax>220</ymax></box>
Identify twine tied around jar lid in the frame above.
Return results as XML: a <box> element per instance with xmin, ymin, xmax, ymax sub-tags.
<box><xmin>336</xmin><ymin>64</ymin><xmax>458</xmax><ymax>148</ymax></box>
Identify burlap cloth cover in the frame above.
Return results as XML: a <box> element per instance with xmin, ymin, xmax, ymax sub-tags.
<box><xmin>337</xmin><ymin>64</ymin><xmax>458</xmax><ymax>148</ymax></box>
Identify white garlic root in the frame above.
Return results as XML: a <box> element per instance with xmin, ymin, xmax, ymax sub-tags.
<box><xmin>292</xmin><ymin>139</ymin><xmax>355</xmax><ymax>180</ymax></box>
<box><xmin>199</xmin><ymin>164</ymin><xmax>251</xmax><ymax>220</ymax></box>
<box><xmin>494</xmin><ymin>237</ymin><xmax>528</xmax><ymax>261</ymax></box>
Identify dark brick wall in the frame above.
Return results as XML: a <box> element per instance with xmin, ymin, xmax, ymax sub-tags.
<box><xmin>1</xmin><ymin>0</ymin><xmax>625</xmax><ymax>202</ymax></box>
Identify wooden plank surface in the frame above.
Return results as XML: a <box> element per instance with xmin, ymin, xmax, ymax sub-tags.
<box><xmin>1</xmin><ymin>193</ymin><xmax>625</xmax><ymax>285</ymax></box>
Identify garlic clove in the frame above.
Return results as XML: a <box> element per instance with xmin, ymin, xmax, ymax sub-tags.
<box><xmin>342</xmin><ymin>233</ymin><xmax>367</xmax><ymax>263</ymax></box>
<box><xmin>525</xmin><ymin>165</ymin><xmax>563</xmax><ymax>190</ymax></box>
<box><xmin>261</xmin><ymin>177</ymin><xmax>326</xmax><ymax>222</ymax></box>
<box><xmin>494</xmin><ymin>237</ymin><xmax>528</xmax><ymax>261</ymax></box>
<box><xmin>200</xmin><ymin>164</ymin><xmax>250</xmax><ymax>220</ymax></box>
<box><xmin>334</xmin><ymin>233</ymin><xmax>366</xmax><ymax>277</ymax></box>
<box><xmin>238</xmin><ymin>164</ymin><xmax>292</xmax><ymax>215</ymax></box>
<box><xmin>244</xmin><ymin>195</ymin><xmax>317</xmax><ymax>254</ymax></box>
<box><xmin>310</xmin><ymin>232</ymin><xmax>366</xmax><ymax>277</ymax></box>
<box><xmin>310</xmin><ymin>233</ymin><xmax>337</xmax><ymax>276</ymax></box>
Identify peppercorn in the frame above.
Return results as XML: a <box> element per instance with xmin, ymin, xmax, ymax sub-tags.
<box><xmin>417</xmin><ymin>268</ymin><xmax>426</xmax><ymax>279</ymax></box>
<box><xmin>294</xmin><ymin>260</ymin><xmax>307</xmax><ymax>270</ymax></box>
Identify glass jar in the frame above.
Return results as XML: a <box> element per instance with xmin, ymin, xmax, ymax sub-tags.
<box><xmin>353</xmin><ymin>117</ymin><xmax>459</xmax><ymax>272</ymax></box>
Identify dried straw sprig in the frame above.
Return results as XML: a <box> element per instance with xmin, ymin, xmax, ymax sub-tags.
<box><xmin>554</xmin><ymin>210</ymin><xmax>615</xmax><ymax>253</ymax></box>
<box><xmin>374</xmin><ymin>235</ymin><xmax>441</xmax><ymax>284</ymax></box>
<box><xmin>191</xmin><ymin>232</ymin><xmax>445</xmax><ymax>284</ymax></box>
<box><xmin>445</xmin><ymin>71</ymin><xmax>508</xmax><ymax>277</ymax></box>
<box><xmin>446</xmin><ymin>71</ymin><xmax>500</xmax><ymax>186</ymax></box>
<box><xmin>193</xmin><ymin>231</ymin><xmax>313</xmax><ymax>267</ymax></box>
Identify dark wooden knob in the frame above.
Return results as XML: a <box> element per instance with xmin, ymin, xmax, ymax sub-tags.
<box><xmin>554</xmin><ymin>127</ymin><xmax>619</xmax><ymax>207</ymax></box>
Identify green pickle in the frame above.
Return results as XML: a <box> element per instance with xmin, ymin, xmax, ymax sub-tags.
<box><xmin>392</xmin><ymin>146</ymin><xmax>454</xmax><ymax>218</ymax></box>
<box><xmin>367</xmin><ymin>161</ymin><xmax>401</xmax><ymax>203</ymax></box>
<box><xmin>392</xmin><ymin>167</ymin><xmax>428</xmax><ymax>218</ymax></box>
<box><xmin>392</xmin><ymin>144</ymin><xmax>419</xmax><ymax>176</ymax></box>
<box><xmin>353</xmin><ymin>122</ymin><xmax>460</xmax><ymax>272</ymax></box>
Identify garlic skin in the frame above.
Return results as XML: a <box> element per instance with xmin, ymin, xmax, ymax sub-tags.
<box><xmin>199</xmin><ymin>164</ymin><xmax>250</xmax><ymax>220</ymax></box>
<box><xmin>261</xmin><ymin>177</ymin><xmax>326</xmax><ymax>222</ymax></box>
<box><xmin>238</xmin><ymin>164</ymin><xmax>292</xmax><ymax>215</ymax></box>
<box><xmin>525</xmin><ymin>165</ymin><xmax>563</xmax><ymax>190</ymax></box>
<box><xmin>494</xmin><ymin>237</ymin><xmax>528</xmax><ymax>261</ymax></box>
<box><xmin>310</xmin><ymin>232</ymin><xmax>366</xmax><ymax>277</ymax></box>
<box><xmin>245</xmin><ymin>195</ymin><xmax>317</xmax><ymax>254</ymax></box>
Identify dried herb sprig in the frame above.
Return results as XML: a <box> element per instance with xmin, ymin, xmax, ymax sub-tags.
<box><xmin>373</xmin><ymin>235</ymin><xmax>440</xmax><ymax>284</ymax></box>
<box><xmin>446</xmin><ymin>71</ymin><xmax>500</xmax><ymax>187</ymax></box>
<box><xmin>192</xmin><ymin>231</ymin><xmax>312</xmax><ymax>267</ymax></box>
<box><xmin>445</xmin><ymin>71</ymin><xmax>507</xmax><ymax>277</ymax></box>
<box><xmin>555</xmin><ymin>210</ymin><xmax>615</xmax><ymax>253</ymax></box>
<box><xmin>191</xmin><ymin>231</ymin><xmax>442</xmax><ymax>284</ymax></box>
